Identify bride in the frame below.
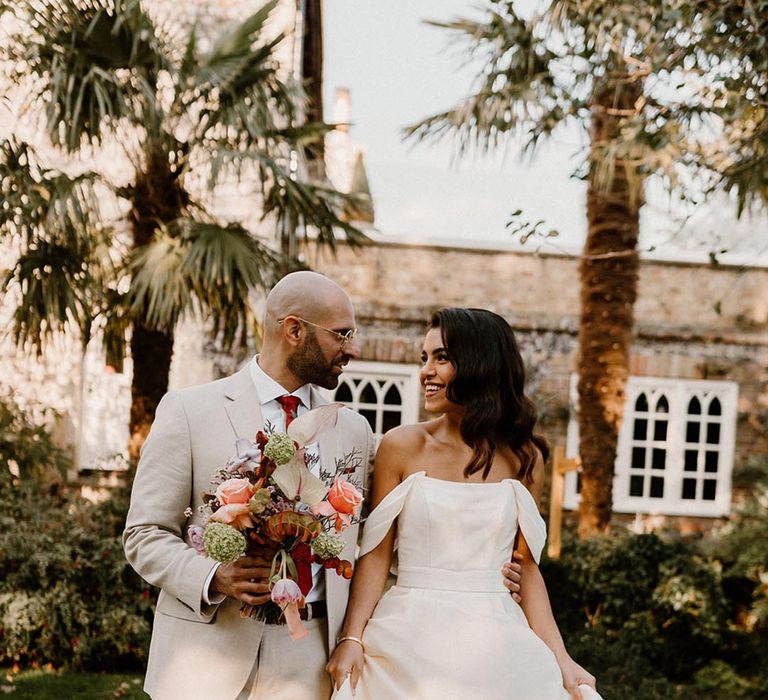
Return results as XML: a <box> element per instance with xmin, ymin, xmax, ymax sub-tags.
<box><xmin>326</xmin><ymin>308</ymin><xmax>601</xmax><ymax>700</ymax></box>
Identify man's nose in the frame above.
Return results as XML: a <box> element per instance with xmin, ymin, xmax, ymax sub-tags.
<box><xmin>344</xmin><ymin>336</ymin><xmax>362</xmax><ymax>360</ymax></box>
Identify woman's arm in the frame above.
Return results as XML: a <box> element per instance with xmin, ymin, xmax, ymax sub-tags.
<box><xmin>325</xmin><ymin>429</ymin><xmax>411</xmax><ymax>691</ymax></box>
<box><xmin>516</xmin><ymin>453</ymin><xmax>596</xmax><ymax>699</ymax></box>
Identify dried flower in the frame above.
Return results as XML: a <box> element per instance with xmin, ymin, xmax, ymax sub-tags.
<box><xmin>248</xmin><ymin>488</ymin><xmax>272</xmax><ymax>515</ymax></box>
<box><xmin>263</xmin><ymin>433</ymin><xmax>296</xmax><ymax>465</ymax></box>
<box><xmin>312</xmin><ymin>531</ymin><xmax>345</xmax><ymax>559</ymax></box>
<box><xmin>203</xmin><ymin>522</ymin><xmax>246</xmax><ymax>563</ymax></box>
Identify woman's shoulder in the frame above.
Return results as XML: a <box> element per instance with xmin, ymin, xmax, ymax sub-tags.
<box><xmin>377</xmin><ymin>419</ymin><xmax>440</xmax><ymax>457</ymax></box>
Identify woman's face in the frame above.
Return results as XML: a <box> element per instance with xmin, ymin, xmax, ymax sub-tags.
<box><xmin>420</xmin><ymin>327</ymin><xmax>459</xmax><ymax>415</ymax></box>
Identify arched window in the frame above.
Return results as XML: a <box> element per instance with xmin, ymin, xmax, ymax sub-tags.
<box><xmin>322</xmin><ymin>361</ymin><xmax>421</xmax><ymax>444</ymax></box>
<box><xmin>564</xmin><ymin>376</ymin><xmax>738</xmax><ymax>517</ymax></box>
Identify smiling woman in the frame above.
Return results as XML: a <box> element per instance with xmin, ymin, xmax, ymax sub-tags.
<box><xmin>326</xmin><ymin>307</ymin><xmax>601</xmax><ymax>700</ymax></box>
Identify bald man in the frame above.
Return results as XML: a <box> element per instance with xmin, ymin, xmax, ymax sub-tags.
<box><xmin>124</xmin><ymin>272</ymin><xmax>376</xmax><ymax>700</ymax></box>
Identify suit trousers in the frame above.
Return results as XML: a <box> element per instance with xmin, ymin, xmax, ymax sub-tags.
<box><xmin>237</xmin><ymin>618</ymin><xmax>332</xmax><ymax>700</ymax></box>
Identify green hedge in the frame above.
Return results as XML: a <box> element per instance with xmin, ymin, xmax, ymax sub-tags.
<box><xmin>0</xmin><ymin>482</ymin><xmax>156</xmax><ymax>671</ymax></box>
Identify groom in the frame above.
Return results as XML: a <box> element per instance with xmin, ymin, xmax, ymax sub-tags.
<box><xmin>124</xmin><ymin>271</ymin><xmax>524</xmax><ymax>699</ymax></box>
<box><xmin>124</xmin><ymin>271</ymin><xmax>375</xmax><ymax>699</ymax></box>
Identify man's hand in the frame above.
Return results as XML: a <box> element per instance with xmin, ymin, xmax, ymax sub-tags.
<box><xmin>211</xmin><ymin>553</ymin><xmax>274</xmax><ymax>605</ymax></box>
<box><xmin>501</xmin><ymin>550</ymin><xmax>524</xmax><ymax>603</ymax></box>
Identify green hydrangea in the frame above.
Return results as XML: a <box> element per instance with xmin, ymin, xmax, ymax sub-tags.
<box><xmin>264</xmin><ymin>432</ymin><xmax>296</xmax><ymax>465</ymax></box>
<box><xmin>203</xmin><ymin>522</ymin><xmax>246</xmax><ymax>563</ymax></box>
<box><xmin>312</xmin><ymin>531</ymin><xmax>345</xmax><ymax>560</ymax></box>
<box><xmin>248</xmin><ymin>488</ymin><xmax>272</xmax><ymax>515</ymax></box>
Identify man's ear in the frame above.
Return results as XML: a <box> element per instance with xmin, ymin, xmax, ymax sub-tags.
<box><xmin>281</xmin><ymin>316</ymin><xmax>303</xmax><ymax>346</ymax></box>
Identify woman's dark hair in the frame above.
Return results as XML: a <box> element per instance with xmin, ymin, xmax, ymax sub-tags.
<box><xmin>430</xmin><ymin>308</ymin><xmax>549</xmax><ymax>482</ymax></box>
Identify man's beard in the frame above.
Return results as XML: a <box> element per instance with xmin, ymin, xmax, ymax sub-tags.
<box><xmin>287</xmin><ymin>331</ymin><xmax>342</xmax><ymax>390</ymax></box>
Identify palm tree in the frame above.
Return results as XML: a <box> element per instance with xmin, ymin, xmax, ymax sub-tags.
<box><xmin>408</xmin><ymin>0</ymin><xmax>767</xmax><ymax>535</ymax></box>
<box><xmin>0</xmin><ymin>0</ymin><xmax>364</xmax><ymax>460</ymax></box>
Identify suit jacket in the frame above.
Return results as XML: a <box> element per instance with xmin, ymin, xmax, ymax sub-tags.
<box><xmin>123</xmin><ymin>366</ymin><xmax>375</xmax><ymax>700</ymax></box>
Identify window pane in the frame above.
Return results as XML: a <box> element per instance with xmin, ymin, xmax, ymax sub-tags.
<box><xmin>652</xmin><ymin>448</ymin><xmax>666</xmax><ymax>470</ymax></box>
<box><xmin>382</xmin><ymin>410</ymin><xmax>401</xmax><ymax>433</ymax></box>
<box><xmin>702</xmin><ymin>480</ymin><xmax>717</xmax><ymax>500</ymax></box>
<box><xmin>654</xmin><ymin>421</ymin><xmax>668</xmax><ymax>441</ymax></box>
<box><xmin>334</xmin><ymin>382</ymin><xmax>353</xmax><ymax>403</ymax></box>
<box><xmin>650</xmin><ymin>476</ymin><xmax>664</xmax><ymax>498</ymax></box>
<box><xmin>360</xmin><ymin>382</ymin><xmax>377</xmax><ymax>404</ymax></box>
<box><xmin>360</xmin><ymin>409</ymin><xmax>376</xmax><ymax>430</ymax></box>
<box><xmin>631</xmin><ymin>447</ymin><xmax>646</xmax><ymax>470</ymax></box>
<box><xmin>682</xmin><ymin>479</ymin><xmax>697</xmax><ymax>500</ymax></box>
<box><xmin>706</xmin><ymin>423</ymin><xmax>721</xmax><ymax>445</ymax></box>
<box><xmin>635</xmin><ymin>393</ymin><xmax>648</xmax><ymax>412</ymax></box>
<box><xmin>656</xmin><ymin>395</ymin><xmax>669</xmax><ymax>413</ymax></box>
<box><xmin>688</xmin><ymin>396</ymin><xmax>702</xmax><ymax>415</ymax></box>
<box><xmin>383</xmin><ymin>384</ymin><xmax>402</xmax><ymax>406</ymax></box>
<box><xmin>684</xmin><ymin>450</ymin><xmax>699</xmax><ymax>472</ymax></box>
<box><xmin>633</xmin><ymin>419</ymin><xmax>647</xmax><ymax>441</ymax></box>
<box><xmin>708</xmin><ymin>397</ymin><xmax>722</xmax><ymax>416</ymax></box>
<box><xmin>686</xmin><ymin>421</ymin><xmax>700</xmax><ymax>443</ymax></box>
<box><xmin>705</xmin><ymin>451</ymin><xmax>719</xmax><ymax>473</ymax></box>
<box><xmin>629</xmin><ymin>475</ymin><xmax>644</xmax><ymax>497</ymax></box>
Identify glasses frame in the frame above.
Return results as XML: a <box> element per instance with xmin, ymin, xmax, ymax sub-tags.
<box><xmin>278</xmin><ymin>316</ymin><xmax>358</xmax><ymax>349</ymax></box>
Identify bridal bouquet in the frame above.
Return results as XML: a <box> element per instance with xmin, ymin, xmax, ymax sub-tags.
<box><xmin>188</xmin><ymin>403</ymin><xmax>363</xmax><ymax>640</ymax></box>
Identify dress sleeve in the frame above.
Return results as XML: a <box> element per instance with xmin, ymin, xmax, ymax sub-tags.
<box><xmin>358</xmin><ymin>472</ymin><xmax>423</xmax><ymax>557</ymax></box>
<box><xmin>510</xmin><ymin>480</ymin><xmax>547</xmax><ymax>564</ymax></box>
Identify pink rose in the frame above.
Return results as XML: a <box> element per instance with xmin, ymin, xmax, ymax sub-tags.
<box><xmin>327</xmin><ymin>477</ymin><xmax>363</xmax><ymax>515</ymax></box>
<box><xmin>210</xmin><ymin>503</ymin><xmax>254</xmax><ymax>530</ymax></box>
<box><xmin>216</xmin><ymin>477</ymin><xmax>255</xmax><ymax>505</ymax></box>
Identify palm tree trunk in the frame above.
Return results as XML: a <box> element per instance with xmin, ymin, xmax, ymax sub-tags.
<box><xmin>127</xmin><ymin>148</ymin><xmax>188</xmax><ymax>461</ymax></box>
<box><xmin>577</xmin><ymin>76</ymin><xmax>644</xmax><ymax>537</ymax></box>
<box><xmin>128</xmin><ymin>321</ymin><xmax>173</xmax><ymax>461</ymax></box>
<box><xmin>302</xmin><ymin>0</ymin><xmax>325</xmax><ymax>181</ymax></box>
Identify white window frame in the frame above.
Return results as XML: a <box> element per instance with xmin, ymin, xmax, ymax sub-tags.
<box><xmin>564</xmin><ymin>375</ymin><xmax>738</xmax><ymax>517</ymax></box>
<box><xmin>319</xmin><ymin>360</ymin><xmax>421</xmax><ymax>444</ymax></box>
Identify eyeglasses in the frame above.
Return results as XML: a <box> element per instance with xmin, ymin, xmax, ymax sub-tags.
<box><xmin>278</xmin><ymin>316</ymin><xmax>358</xmax><ymax>349</ymax></box>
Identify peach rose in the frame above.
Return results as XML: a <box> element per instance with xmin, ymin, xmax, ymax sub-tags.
<box><xmin>209</xmin><ymin>503</ymin><xmax>254</xmax><ymax>530</ymax></box>
<box><xmin>216</xmin><ymin>477</ymin><xmax>255</xmax><ymax>505</ymax></box>
<box><xmin>327</xmin><ymin>476</ymin><xmax>363</xmax><ymax>515</ymax></box>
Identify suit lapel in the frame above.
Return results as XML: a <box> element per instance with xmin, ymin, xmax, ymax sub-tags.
<box><xmin>223</xmin><ymin>366</ymin><xmax>264</xmax><ymax>441</ymax></box>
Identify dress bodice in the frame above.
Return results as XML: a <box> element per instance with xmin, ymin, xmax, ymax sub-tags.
<box><xmin>359</xmin><ymin>472</ymin><xmax>546</xmax><ymax>593</ymax></box>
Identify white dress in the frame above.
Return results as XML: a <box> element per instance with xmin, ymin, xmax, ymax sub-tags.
<box><xmin>333</xmin><ymin>471</ymin><xmax>604</xmax><ymax>700</ymax></box>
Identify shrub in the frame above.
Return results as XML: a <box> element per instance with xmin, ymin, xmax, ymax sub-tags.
<box><xmin>0</xmin><ymin>393</ymin><xmax>70</xmax><ymax>482</ymax></box>
<box><xmin>0</xmin><ymin>479</ymin><xmax>155</xmax><ymax>671</ymax></box>
<box><xmin>543</xmin><ymin>532</ymin><xmax>729</xmax><ymax>680</ymax></box>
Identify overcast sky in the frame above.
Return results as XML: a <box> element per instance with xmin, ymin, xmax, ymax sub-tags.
<box><xmin>323</xmin><ymin>1</ymin><xmax>767</xmax><ymax>265</ymax></box>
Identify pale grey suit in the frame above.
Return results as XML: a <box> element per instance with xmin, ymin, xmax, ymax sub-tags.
<box><xmin>123</xmin><ymin>366</ymin><xmax>374</xmax><ymax>700</ymax></box>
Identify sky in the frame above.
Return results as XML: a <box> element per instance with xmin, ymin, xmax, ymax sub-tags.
<box><xmin>323</xmin><ymin>0</ymin><xmax>587</xmax><ymax>250</ymax></box>
<box><xmin>323</xmin><ymin>1</ymin><xmax>768</xmax><ymax>264</ymax></box>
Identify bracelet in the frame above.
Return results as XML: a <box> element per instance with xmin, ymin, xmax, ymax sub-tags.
<box><xmin>336</xmin><ymin>635</ymin><xmax>364</xmax><ymax>650</ymax></box>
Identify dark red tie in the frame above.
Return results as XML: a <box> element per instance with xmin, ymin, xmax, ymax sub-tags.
<box><xmin>276</xmin><ymin>394</ymin><xmax>302</xmax><ymax>428</ymax></box>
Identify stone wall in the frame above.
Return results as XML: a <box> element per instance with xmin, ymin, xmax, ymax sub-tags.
<box><xmin>309</xmin><ymin>237</ymin><xmax>768</xmax><ymax>476</ymax></box>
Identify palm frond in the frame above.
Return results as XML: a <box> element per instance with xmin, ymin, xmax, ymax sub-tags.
<box><xmin>189</xmin><ymin>1</ymin><xmax>300</xmax><ymax>143</ymax></box>
<box><xmin>8</xmin><ymin>0</ymin><xmax>167</xmax><ymax>150</ymax></box>
<box><xmin>129</xmin><ymin>220</ymin><xmax>278</xmax><ymax>350</ymax></box>
<box><xmin>208</xmin><ymin>147</ymin><xmax>367</xmax><ymax>251</ymax></box>
<box><xmin>406</xmin><ymin>8</ymin><xmax>564</xmax><ymax>155</ymax></box>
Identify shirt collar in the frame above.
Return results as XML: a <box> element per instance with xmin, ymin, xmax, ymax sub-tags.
<box><xmin>248</xmin><ymin>356</ymin><xmax>312</xmax><ymax>408</ymax></box>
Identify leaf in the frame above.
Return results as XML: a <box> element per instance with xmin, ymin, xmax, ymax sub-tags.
<box><xmin>271</xmin><ymin>452</ymin><xmax>328</xmax><ymax>505</ymax></box>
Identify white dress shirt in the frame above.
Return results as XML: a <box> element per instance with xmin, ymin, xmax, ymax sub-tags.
<box><xmin>202</xmin><ymin>357</ymin><xmax>326</xmax><ymax>605</ymax></box>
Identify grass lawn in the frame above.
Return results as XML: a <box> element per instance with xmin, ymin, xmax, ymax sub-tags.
<box><xmin>1</xmin><ymin>670</ymin><xmax>148</xmax><ymax>699</ymax></box>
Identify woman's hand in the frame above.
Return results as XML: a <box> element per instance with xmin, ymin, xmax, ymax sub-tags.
<box><xmin>558</xmin><ymin>656</ymin><xmax>597</xmax><ymax>700</ymax></box>
<box><xmin>326</xmin><ymin>638</ymin><xmax>364</xmax><ymax>693</ymax></box>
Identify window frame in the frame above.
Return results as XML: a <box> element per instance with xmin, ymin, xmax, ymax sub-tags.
<box><xmin>564</xmin><ymin>375</ymin><xmax>738</xmax><ymax>517</ymax></box>
<box><xmin>319</xmin><ymin>360</ymin><xmax>421</xmax><ymax>444</ymax></box>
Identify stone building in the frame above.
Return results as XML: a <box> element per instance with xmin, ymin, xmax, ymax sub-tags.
<box><xmin>305</xmin><ymin>235</ymin><xmax>768</xmax><ymax>531</ymax></box>
<box><xmin>2</xmin><ymin>2</ymin><xmax>766</xmax><ymax>533</ymax></box>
